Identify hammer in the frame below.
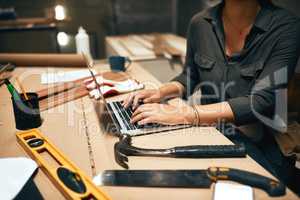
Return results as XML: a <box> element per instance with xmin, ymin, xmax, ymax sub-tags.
<box><xmin>114</xmin><ymin>135</ymin><xmax>246</xmax><ymax>169</ymax></box>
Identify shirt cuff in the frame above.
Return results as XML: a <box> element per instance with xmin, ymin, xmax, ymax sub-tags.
<box><xmin>228</xmin><ymin>96</ymin><xmax>254</xmax><ymax>126</ymax></box>
<box><xmin>172</xmin><ymin>74</ymin><xmax>187</xmax><ymax>99</ymax></box>
<box><xmin>172</xmin><ymin>74</ymin><xmax>187</xmax><ymax>88</ymax></box>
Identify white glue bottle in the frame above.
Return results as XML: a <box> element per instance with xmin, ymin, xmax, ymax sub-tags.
<box><xmin>75</xmin><ymin>26</ymin><xmax>92</xmax><ymax>58</ymax></box>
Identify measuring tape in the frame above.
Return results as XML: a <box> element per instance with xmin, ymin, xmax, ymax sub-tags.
<box><xmin>16</xmin><ymin>129</ymin><xmax>111</xmax><ymax>200</ymax></box>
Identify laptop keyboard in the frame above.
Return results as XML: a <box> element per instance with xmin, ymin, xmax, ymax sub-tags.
<box><xmin>108</xmin><ymin>101</ymin><xmax>160</xmax><ymax>130</ymax></box>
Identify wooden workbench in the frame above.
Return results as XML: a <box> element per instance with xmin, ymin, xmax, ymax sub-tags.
<box><xmin>105</xmin><ymin>34</ymin><xmax>186</xmax><ymax>61</ymax></box>
<box><xmin>0</xmin><ymin>62</ymin><xmax>298</xmax><ymax>200</ymax></box>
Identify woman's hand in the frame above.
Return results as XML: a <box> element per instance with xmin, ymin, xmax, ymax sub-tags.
<box><xmin>130</xmin><ymin>103</ymin><xmax>195</xmax><ymax>125</ymax></box>
<box><xmin>122</xmin><ymin>89</ymin><xmax>162</xmax><ymax>110</ymax></box>
<box><xmin>122</xmin><ymin>82</ymin><xmax>185</xmax><ymax>110</ymax></box>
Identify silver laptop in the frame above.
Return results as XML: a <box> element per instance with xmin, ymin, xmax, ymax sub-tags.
<box><xmin>83</xmin><ymin>54</ymin><xmax>189</xmax><ymax>136</ymax></box>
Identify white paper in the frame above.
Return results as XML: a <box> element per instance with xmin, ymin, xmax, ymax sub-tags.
<box><xmin>41</xmin><ymin>69</ymin><xmax>96</xmax><ymax>84</ymax></box>
<box><xmin>88</xmin><ymin>79</ymin><xmax>144</xmax><ymax>99</ymax></box>
<box><xmin>214</xmin><ymin>182</ymin><xmax>253</xmax><ymax>200</ymax></box>
<box><xmin>0</xmin><ymin>157</ymin><xmax>38</xmax><ymax>200</ymax></box>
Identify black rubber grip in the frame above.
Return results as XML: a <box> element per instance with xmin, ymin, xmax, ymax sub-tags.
<box><xmin>173</xmin><ymin>144</ymin><xmax>246</xmax><ymax>158</ymax></box>
<box><xmin>208</xmin><ymin>167</ymin><xmax>286</xmax><ymax>197</ymax></box>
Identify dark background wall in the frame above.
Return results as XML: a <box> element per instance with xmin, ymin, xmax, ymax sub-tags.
<box><xmin>0</xmin><ymin>0</ymin><xmax>112</xmax><ymax>57</ymax></box>
<box><xmin>0</xmin><ymin>0</ymin><xmax>299</xmax><ymax>58</ymax></box>
<box><xmin>111</xmin><ymin>0</ymin><xmax>174</xmax><ymax>34</ymax></box>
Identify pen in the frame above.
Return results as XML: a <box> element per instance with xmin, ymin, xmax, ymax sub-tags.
<box><xmin>4</xmin><ymin>79</ymin><xmax>22</xmax><ymax>101</ymax></box>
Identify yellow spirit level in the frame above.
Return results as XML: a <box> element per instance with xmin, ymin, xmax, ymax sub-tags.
<box><xmin>16</xmin><ymin>129</ymin><xmax>111</xmax><ymax>200</ymax></box>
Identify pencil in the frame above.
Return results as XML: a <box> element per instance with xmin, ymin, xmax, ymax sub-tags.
<box><xmin>16</xmin><ymin>77</ymin><xmax>29</xmax><ymax>100</ymax></box>
<box><xmin>0</xmin><ymin>63</ymin><xmax>10</xmax><ymax>75</ymax></box>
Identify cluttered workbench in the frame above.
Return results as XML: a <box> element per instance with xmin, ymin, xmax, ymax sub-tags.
<box><xmin>0</xmin><ymin>55</ymin><xmax>298</xmax><ymax>200</ymax></box>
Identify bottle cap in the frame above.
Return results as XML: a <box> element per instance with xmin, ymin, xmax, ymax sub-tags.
<box><xmin>78</xmin><ymin>26</ymin><xmax>86</xmax><ymax>34</ymax></box>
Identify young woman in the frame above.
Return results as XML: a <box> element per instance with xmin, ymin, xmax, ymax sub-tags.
<box><xmin>123</xmin><ymin>0</ymin><xmax>300</xmax><ymax>192</ymax></box>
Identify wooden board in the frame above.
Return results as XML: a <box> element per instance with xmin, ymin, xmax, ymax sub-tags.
<box><xmin>0</xmin><ymin>53</ymin><xmax>86</xmax><ymax>67</ymax></box>
<box><xmin>105</xmin><ymin>33</ymin><xmax>187</xmax><ymax>61</ymax></box>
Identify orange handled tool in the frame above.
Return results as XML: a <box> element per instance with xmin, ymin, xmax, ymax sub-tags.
<box><xmin>16</xmin><ymin>129</ymin><xmax>111</xmax><ymax>200</ymax></box>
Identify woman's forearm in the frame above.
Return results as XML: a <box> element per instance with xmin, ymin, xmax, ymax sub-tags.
<box><xmin>157</xmin><ymin>82</ymin><xmax>235</xmax><ymax>125</ymax></box>
<box><xmin>187</xmin><ymin>102</ymin><xmax>235</xmax><ymax>125</ymax></box>
<box><xmin>159</xmin><ymin>81</ymin><xmax>185</xmax><ymax>100</ymax></box>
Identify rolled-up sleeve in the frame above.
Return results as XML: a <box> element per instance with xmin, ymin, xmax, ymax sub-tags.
<box><xmin>172</xmin><ymin>21</ymin><xmax>200</xmax><ymax>98</ymax></box>
<box><xmin>228</xmin><ymin>20</ymin><xmax>300</xmax><ymax>126</ymax></box>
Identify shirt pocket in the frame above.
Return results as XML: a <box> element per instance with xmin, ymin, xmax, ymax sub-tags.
<box><xmin>240</xmin><ymin>61</ymin><xmax>264</xmax><ymax>79</ymax></box>
<box><xmin>194</xmin><ymin>53</ymin><xmax>216</xmax><ymax>70</ymax></box>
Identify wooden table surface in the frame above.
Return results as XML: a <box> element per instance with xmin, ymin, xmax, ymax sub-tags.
<box><xmin>0</xmin><ymin>62</ymin><xmax>298</xmax><ymax>200</ymax></box>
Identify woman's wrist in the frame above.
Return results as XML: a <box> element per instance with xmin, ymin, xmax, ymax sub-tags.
<box><xmin>159</xmin><ymin>82</ymin><xmax>185</xmax><ymax>100</ymax></box>
<box><xmin>192</xmin><ymin>105</ymin><xmax>200</xmax><ymax>125</ymax></box>
<box><xmin>182</xmin><ymin>105</ymin><xmax>198</xmax><ymax>125</ymax></box>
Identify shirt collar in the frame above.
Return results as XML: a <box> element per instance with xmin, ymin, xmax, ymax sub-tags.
<box><xmin>203</xmin><ymin>1</ymin><xmax>274</xmax><ymax>32</ymax></box>
<box><xmin>253</xmin><ymin>3</ymin><xmax>274</xmax><ymax>32</ymax></box>
<box><xmin>202</xmin><ymin>3</ymin><xmax>223</xmax><ymax>22</ymax></box>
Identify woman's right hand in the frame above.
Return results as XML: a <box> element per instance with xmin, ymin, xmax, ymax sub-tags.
<box><xmin>122</xmin><ymin>89</ymin><xmax>162</xmax><ymax>110</ymax></box>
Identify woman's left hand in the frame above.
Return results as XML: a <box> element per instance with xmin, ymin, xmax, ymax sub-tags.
<box><xmin>130</xmin><ymin>103</ymin><xmax>194</xmax><ymax>125</ymax></box>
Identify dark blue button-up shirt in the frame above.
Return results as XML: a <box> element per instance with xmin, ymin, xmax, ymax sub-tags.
<box><xmin>173</xmin><ymin>1</ymin><xmax>300</xmax><ymax>126</ymax></box>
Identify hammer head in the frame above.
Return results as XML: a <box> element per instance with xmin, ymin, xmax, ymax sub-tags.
<box><xmin>114</xmin><ymin>134</ymin><xmax>132</xmax><ymax>169</ymax></box>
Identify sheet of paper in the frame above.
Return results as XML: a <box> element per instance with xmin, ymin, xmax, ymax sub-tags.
<box><xmin>88</xmin><ymin>79</ymin><xmax>144</xmax><ymax>99</ymax></box>
<box><xmin>213</xmin><ymin>182</ymin><xmax>253</xmax><ymax>200</ymax></box>
<box><xmin>0</xmin><ymin>157</ymin><xmax>38</xmax><ymax>200</ymax></box>
<box><xmin>41</xmin><ymin>69</ymin><xmax>95</xmax><ymax>84</ymax></box>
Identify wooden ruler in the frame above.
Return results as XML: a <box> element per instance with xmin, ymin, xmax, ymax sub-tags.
<box><xmin>16</xmin><ymin>129</ymin><xmax>111</xmax><ymax>200</ymax></box>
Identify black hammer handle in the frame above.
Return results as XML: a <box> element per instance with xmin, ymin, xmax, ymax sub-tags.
<box><xmin>207</xmin><ymin>167</ymin><xmax>286</xmax><ymax>197</ymax></box>
<box><xmin>172</xmin><ymin>144</ymin><xmax>246</xmax><ymax>158</ymax></box>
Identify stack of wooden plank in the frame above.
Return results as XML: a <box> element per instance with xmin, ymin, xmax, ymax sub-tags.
<box><xmin>105</xmin><ymin>33</ymin><xmax>186</xmax><ymax>62</ymax></box>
